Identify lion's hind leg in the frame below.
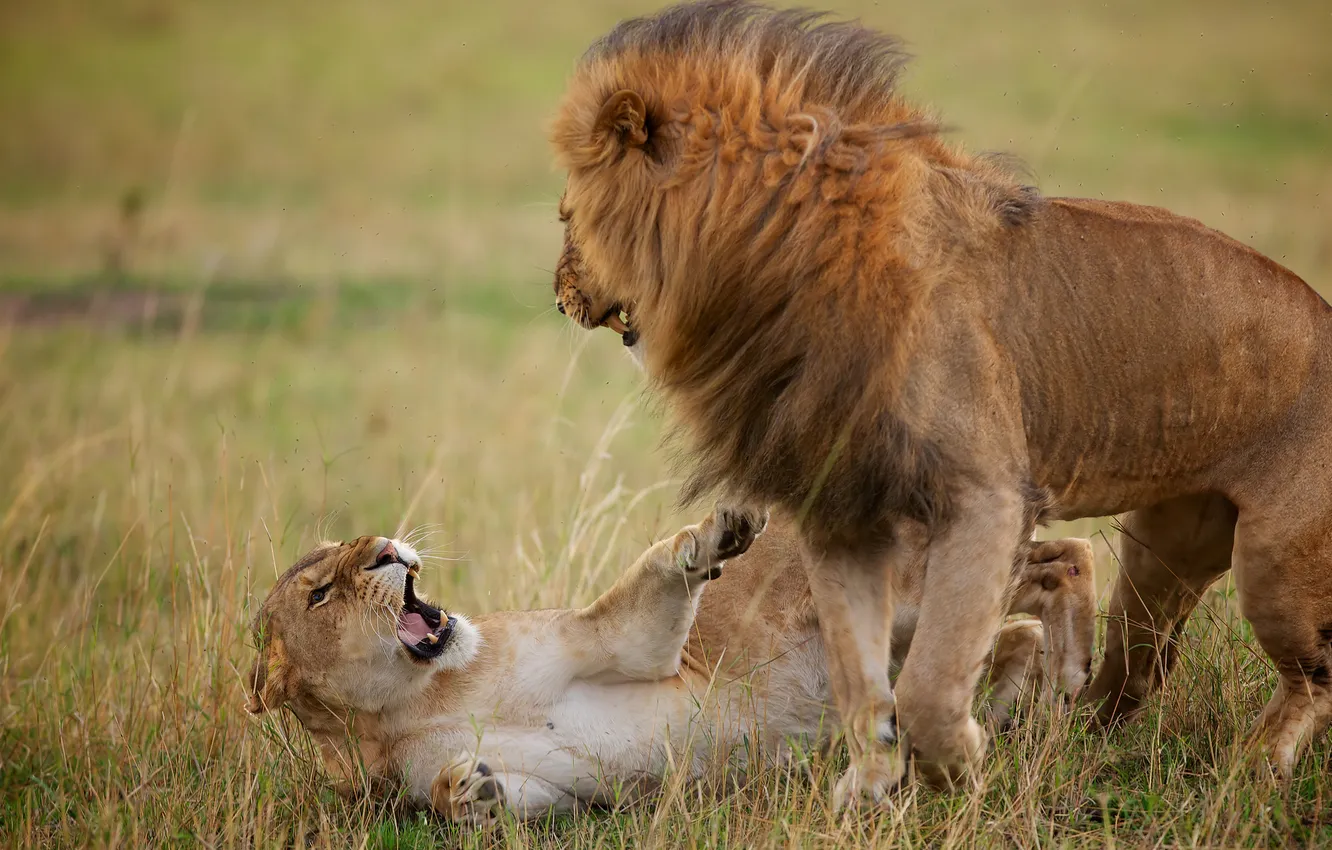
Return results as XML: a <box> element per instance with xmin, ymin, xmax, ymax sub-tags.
<box><xmin>1246</xmin><ymin>676</ymin><xmax>1332</xmax><ymax>781</ymax></box>
<box><xmin>1085</xmin><ymin>493</ymin><xmax>1236</xmax><ymax>723</ymax></box>
<box><xmin>1232</xmin><ymin>510</ymin><xmax>1332</xmax><ymax>780</ymax></box>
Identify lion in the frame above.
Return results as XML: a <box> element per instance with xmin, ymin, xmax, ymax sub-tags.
<box><xmin>247</xmin><ymin>509</ymin><xmax>1096</xmax><ymax>823</ymax></box>
<box><xmin>549</xmin><ymin>0</ymin><xmax>1332</xmax><ymax>803</ymax></box>
<box><xmin>557</xmin><ymin>239</ymin><xmax>1100</xmax><ymax>714</ymax></box>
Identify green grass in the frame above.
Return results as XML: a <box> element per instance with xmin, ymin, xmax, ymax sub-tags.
<box><xmin>2</xmin><ymin>0</ymin><xmax>1331</xmax><ymax>847</ymax></box>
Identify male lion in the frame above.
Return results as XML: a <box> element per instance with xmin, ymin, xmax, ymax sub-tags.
<box><xmin>247</xmin><ymin>511</ymin><xmax>1095</xmax><ymax>822</ymax></box>
<box><xmin>550</xmin><ymin>0</ymin><xmax>1332</xmax><ymax>803</ymax></box>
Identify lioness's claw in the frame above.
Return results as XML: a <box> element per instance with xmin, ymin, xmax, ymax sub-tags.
<box><xmin>432</xmin><ymin>755</ymin><xmax>506</xmax><ymax>826</ymax></box>
<box><xmin>714</xmin><ymin>504</ymin><xmax>768</xmax><ymax>561</ymax></box>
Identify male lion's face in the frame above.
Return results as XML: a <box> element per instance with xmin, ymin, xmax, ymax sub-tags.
<box><xmin>553</xmin><ymin>198</ymin><xmax>643</xmax><ymax>366</ymax></box>
<box><xmin>246</xmin><ymin>536</ymin><xmax>478</xmax><ymax>716</ymax></box>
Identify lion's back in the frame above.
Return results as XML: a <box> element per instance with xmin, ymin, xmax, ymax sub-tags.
<box><xmin>979</xmin><ymin>196</ymin><xmax>1332</xmax><ymax>518</ymax></box>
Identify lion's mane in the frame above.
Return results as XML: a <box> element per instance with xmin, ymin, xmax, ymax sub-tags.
<box><xmin>552</xmin><ymin>1</ymin><xmax>1041</xmax><ymax>551</ymax></box>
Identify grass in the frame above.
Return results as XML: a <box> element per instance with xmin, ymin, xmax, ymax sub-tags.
<box><xmin>1</xmin><ymin>0</ymin><xmax>1331</xmax><ymax>847</ymax></box>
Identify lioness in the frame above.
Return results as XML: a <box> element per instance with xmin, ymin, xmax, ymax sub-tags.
<box><xmin>550</xmin><ymin>0</ymin><xmax>1332</xmax><ymax>802</ymax></box>
<box><xmin>247</xmin><ymin>509</ymin><xmax>1095</xmax><ymax>823</ymax></box>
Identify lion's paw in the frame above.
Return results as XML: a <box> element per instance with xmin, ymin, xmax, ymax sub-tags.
<box><xmin>431</xmin><ymin>754</ymin><xmax>505</xmax><ymax>828</ymax></box>
<box><xmin>674</xmin><ymin>504</ymin><xmax>768</xmax><ymax>583</ymax></box>
<box><xmin>831</xmin><ymin>746</ymin><xmax>908</xmax><ymax>812</ymax></box>
<box><xmin>911</xmin><ymin>717</ymin><xmax>988</xmax><ymax>792</ymax></box>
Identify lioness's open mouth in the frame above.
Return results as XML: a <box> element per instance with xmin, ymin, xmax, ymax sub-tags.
<box><xmin>397</xmin><ymin>569</ymin><xmax>456</xmax><ymax>661</ymax></box>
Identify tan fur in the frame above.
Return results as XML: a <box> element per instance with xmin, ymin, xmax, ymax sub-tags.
<box><xmin>550</xmin><ymin>0</ymin><xmax>1332</xmax><ymax>795</ymax></box>
<box><xmin>248</xmin><ymin>515</ymin><xmax>1094</xmax><ymax>823</ymax></box>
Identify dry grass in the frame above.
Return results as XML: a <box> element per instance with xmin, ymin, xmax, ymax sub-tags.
<box><xmin>1</xmin><ymin>314</ymin><xmax>1329</xmax><ymax>848</ymax></box>
<box><xmin>2</xmin><ymin>0</ymin><xmax>1331</xmax><ymax>847</ymax></box>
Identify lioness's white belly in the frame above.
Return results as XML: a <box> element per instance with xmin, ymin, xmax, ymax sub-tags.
<box><xmin>398</xmin><ymin>678</ymin><xmax>707</xmax><ymax>807</ymax></box>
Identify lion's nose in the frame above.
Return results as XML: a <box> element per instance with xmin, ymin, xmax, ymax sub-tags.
<box><xmin>556</xmin><ymin>300</ymin><xmax>566</xmax><ymax>315</ymax></box>
<box><xmin>376</xmin><ymin>540</ymin><xmax>399</xmax><ymax>567</ymax></box>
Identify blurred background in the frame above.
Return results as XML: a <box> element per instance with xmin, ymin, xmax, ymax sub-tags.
<box><xmin>1</xmin><ymin>0</ymin><xmax>1329</xmax><ymax>845</ymax></box>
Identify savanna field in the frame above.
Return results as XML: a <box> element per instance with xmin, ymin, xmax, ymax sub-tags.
<box><xmin>2</xmin><ymin>0</ymin><xmax>1331</xmax><ymax>846</ymax></box>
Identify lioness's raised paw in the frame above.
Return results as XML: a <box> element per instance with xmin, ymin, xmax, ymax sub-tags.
<box><xmin>672</xmin><ymin>504</ymin><xmax>768</xmax><ymax>584</ymax></box>
<box><xmin>431</xmin><ymin>754</ymin><xmax>505</xmax><ymax>828</ymax></box>
<box><xmin>714</xmin><ymin>503</ymin><xmax>769</xmax><ymax>561</ymax></box>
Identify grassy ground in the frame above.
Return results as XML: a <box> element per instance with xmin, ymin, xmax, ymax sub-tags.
<box><xmin>1</xmin><ymin>0</ymin><xmax>1331</xmax><ymax>847</ymax></box>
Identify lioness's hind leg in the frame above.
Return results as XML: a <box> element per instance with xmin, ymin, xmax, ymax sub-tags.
<box><xmin>1086</xmin><ymin>493</ymin><xmax>1236</xmax><ymax>723</ymax></box>
<box><xmin>1009</xmin><ymin>537</ymin><xmax>1098</xmax><ymax>701</ymax></box>
<box><xmin>1232</xmin><ymin>514</ymin><xmax>1332</xmax><ymax>779</ymax></box>
<box><xmin>982</xmin><ymin>619</ymin><xmax>1044</xmax><ymax>732</ymax></box>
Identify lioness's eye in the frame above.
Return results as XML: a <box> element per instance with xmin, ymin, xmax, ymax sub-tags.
<box><xmin>309</xmin><ymin>583</ymin><xmax>333</xmax><ymax>608</ymax></box>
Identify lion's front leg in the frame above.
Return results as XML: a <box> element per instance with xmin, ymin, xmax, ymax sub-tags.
<box><xmin>570</xmin><ymin>503</ymin><xmax>768</xmax><ymax>681</ymax></box>
<box><xmin>802</xmin><ymin>539</ymin><xmax>910</xmax><ymax>811</ymax></box>
<box><xmin>895</xmin><ymin>487</ymin><xmax>1024</xmax><ymax>789</ymax></box>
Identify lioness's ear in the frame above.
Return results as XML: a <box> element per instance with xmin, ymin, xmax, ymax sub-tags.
<box><xmin>595</xmin><ymin>89</ymin><xmax>649</xmax><ymax>150</ymax></box>
<box><xmin>245</xmin><ymin>637</ymin><xmax>293</xmax><ymax>715</ymax></box>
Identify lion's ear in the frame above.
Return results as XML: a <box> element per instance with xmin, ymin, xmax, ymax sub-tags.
<box><xmin>594</xmin><ymin>89</ymin><xmax>649</xmax><ymax>150</ymax></box>
<box><xmin>245</xmin><ymin>637</ymin><xmax>293</xmax><ymax>715</ymax></box>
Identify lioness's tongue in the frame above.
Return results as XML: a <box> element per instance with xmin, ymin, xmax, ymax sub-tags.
<box><xmin>398</xmin><ymin>612</ymin><xmax>431</xmax><ymax>644</ymax></box>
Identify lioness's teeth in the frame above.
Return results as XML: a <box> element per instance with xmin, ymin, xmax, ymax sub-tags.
<box><xmin>407</xmin><ymin>566</ymin><xmax>420</xmax><ymax>579</ymax></box>
<box><xmin>423</xmin><ymin>633</ymin><xmax>439</xmax><ymax>644</ymax></box>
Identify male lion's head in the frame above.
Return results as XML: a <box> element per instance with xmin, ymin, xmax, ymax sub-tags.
<box><xmin>553</xmin><ymin>217</ymin><xmax>644</xmax><ymax>365</ymax></box>
<box><xmin>245</xmin><ymin>536</ymin><xmax>479</xmax><ymax>717</ymax></box>
<box><xmin>549</xmin><ymin>1</ymin><xmax>968</xmax><ymax>543</ymax></box>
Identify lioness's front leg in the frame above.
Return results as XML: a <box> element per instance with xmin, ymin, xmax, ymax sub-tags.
<box><xmin>431</xmin><ymin>755</ymin><xmax>506</xmax><ymax>827</ymax></box>
<box><xmin>430</xmin><ymin>751</ymin><xmax>580</xmax><ymax>825</ymax></box>
<box><xmin>570</xmin><ymin>504</ymin><xmax>768</xmax><ymax>680</ymax></box>
<box><xmin>895</xmin><ymin>488</ymin><xmax>1024</xmax><ymax>789</ymax></box>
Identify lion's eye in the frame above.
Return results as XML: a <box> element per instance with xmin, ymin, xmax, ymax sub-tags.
<box><xmin>309</xmin><ymin>583</ymin><xmax>333</xmax><ymax>608</ymax></box>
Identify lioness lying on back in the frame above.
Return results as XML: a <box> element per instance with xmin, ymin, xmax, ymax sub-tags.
<box><xmin>248</xmin><ymin>508</ymin><xmax>1095</xmax><ymax>823</ymax></box>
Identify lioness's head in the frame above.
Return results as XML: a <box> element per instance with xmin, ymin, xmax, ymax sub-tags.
<box><xmin>245</xmin><ymin>536</ymin><xmax>479</xmax><ymax>717</ymax></box>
